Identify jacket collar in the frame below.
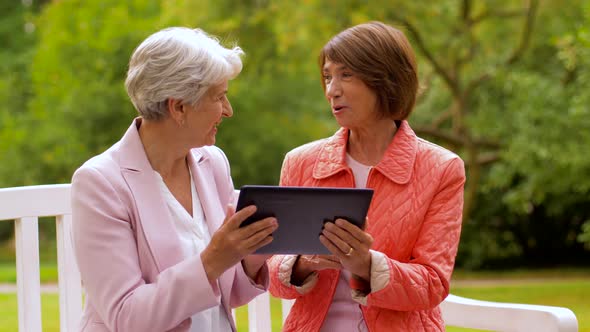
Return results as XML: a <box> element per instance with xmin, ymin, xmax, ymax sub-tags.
<box><xmin>313</xmin><ymin>120</ymin><xmax>417</xmax><ymax>184</ymax></box>
<box><xmin>116</xmin><ymin>118</ymin><xmax>210</xmax><ymax>272</ymax></box>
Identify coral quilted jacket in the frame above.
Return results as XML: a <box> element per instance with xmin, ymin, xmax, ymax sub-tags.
<box><xmin>268</xmin><ymin>121</ymin><xmax>465</xmax><ymax>332</ymax></box>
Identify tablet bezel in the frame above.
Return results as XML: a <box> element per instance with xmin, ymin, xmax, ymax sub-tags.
<box><xmin>236</xmin><ymin>185</ymin><xmax>374</xmax><ymax>254</ymax></box>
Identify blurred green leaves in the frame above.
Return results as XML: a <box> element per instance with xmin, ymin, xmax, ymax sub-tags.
<box><xmin>0</xmin><ymin>0</ymin><xmax>589</xmax><ymax>267</ymax></box>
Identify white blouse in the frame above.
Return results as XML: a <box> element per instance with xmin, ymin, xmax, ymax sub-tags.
<box><xmin>155</xmin><ymin>169</ymin><xmax>232</xmax><ymax>332</ymax></box>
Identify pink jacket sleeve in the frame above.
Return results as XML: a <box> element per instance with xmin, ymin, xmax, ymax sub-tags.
<box><xmin>367</xmin><ymin>157</ymin><xmax>465</xmax><ymax>311</ymax></box>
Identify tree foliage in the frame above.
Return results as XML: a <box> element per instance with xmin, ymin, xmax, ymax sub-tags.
<box><xmin>1</xmin><ymin>0</ymin><xmax>589</xmax><ymax>268</ymax></box>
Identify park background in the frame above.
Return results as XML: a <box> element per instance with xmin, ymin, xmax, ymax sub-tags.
<box><xmin>0</xmin><ymin>0</ymin><xmax>589</xmax><ymax>331</ymax></box>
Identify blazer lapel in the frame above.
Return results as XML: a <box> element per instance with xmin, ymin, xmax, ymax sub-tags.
<box><xmin>188</xmin><ymin>151</ymin><xmax>225</xmax><ymax>234</ymax></box>
<box><xmin>188</xmin><ymin>150</ymin><xmax>235</xmax><ymax>311</ymax></box>
<box><xmin>118</xmin><ymin>118</ymin><xmax>184</xmax><ymax>272</ymax></box>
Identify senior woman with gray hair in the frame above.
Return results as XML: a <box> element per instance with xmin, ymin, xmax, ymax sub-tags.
<box><xmin>71</xmin><ymin>27</ymin><xmax>277</xmax><ymax>332</ymax></box>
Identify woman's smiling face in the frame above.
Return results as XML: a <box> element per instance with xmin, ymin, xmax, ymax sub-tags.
<box><xmin>183</xmin><ymin>80</ymin><xmax>233</xmax><ymax>147</ymax></box>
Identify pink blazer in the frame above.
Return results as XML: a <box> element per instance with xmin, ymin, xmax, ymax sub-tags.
<box><xmin>71</xmin><ymin>119</ymin><xmax>266</xmax><ymax>332</ymax></box>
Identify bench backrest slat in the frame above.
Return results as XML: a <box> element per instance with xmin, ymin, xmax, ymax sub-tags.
<box><xmin>15</xmin><ymin>216</ymin><xmax>42</xmax><ymax>332</ymax></box>
<box><xmin>56</xmin><ymin>214</ymin><xmax>83</xmax><ymax>332</ymax></box>
<box><xmin>0</xmin><ymin>184</ymin><xmax>71</xmax><ymax>220</ymax></box>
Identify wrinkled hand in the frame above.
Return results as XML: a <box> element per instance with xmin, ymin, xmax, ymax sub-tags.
<box><xmin>201</xmin><ymin>204</ymin><xmax>278</xmax><ymax>284</ymax></box>
<box><xmin>320</xmin><ymin>218</ymin><xmax>373</xmax><ymax>281</ymax></box>
<box><xmin>291</xmin><ymin>254</ymin><xmax>342</xmax><ymax>285</ymax></box>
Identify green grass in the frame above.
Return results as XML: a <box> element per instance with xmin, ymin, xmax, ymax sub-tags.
<box><xmin>452</xmin><ymin>267</ymin><xmax>590</xmax><ymax>280</ymax></box>
<box><xmin>0</xmin><ymin>265</ymin><xmax>588</xmax><ymax>331</ymax></box>
<box><xmin>235</xmin><ymin>296</ymin><xmax>285</xmax><ymax>332</ymax></box>
<box><xmin>0</xmin><ymin>263</ymin><xmax>58</xmax><ymax>284</ymax></box>
<box><xmin>0</xmin><ymin>282</ymin><xmax>587</xmax><ymax>332</ymax></box>
<box><xmin>0</xmin><ymin>293</ymin><xmax>261</xmax><ymax>332</ymax></box>
<box><xmin>0</xmin><ymin>293</ymin><xmax>60</xmax><ymax>331</ymax></box>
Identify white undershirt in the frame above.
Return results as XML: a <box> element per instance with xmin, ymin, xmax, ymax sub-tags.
<box><xmin>155</xmin><ymin>169</ymin><xmax>232</xmax><ymax>332</ymax></box>
<box><xmin>345</xmin><ymin>153</ymin><xmax>372</xmax><ymax>189</ymax></box>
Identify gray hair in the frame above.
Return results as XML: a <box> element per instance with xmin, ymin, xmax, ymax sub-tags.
<box><xmin>125</xmin><ymin>27</ymin><xmax>244</xmax><ymax>120</ymax></box>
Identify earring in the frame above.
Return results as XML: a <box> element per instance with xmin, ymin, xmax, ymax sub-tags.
<box><xmin>179</xmin><ymin>119</ymin><xmax>185</xmax><ymax>127</ymax></box>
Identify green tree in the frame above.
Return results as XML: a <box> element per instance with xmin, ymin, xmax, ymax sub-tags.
<box><xmin>22</xmin><ymin>0</ymin><xmax>163</xmax><ymax>184</ymax></box>
<box><xmin>0</xmin><ymin>1</ymin><xmax>38</xmax><ymax>187</ymax></box>
<box><xmin>0</xmin><ymin>0</ymin><xmax>50</xmax><ymax>240</ymax></box>
<box><xmin>211</xmin><ymin>0</ymin><xmax>590</xmax><ymax>265</ymax></box>
<box><xmin>1</xmin><ymin>0</ymin><xmax>588</xmax><ymax>267</ymax></box>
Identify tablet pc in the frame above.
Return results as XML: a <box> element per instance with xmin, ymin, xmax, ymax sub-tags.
<box><xmin>236</xmin><ymin>185</ymin><xmax>374</xmax><ymax>254</ymax></box>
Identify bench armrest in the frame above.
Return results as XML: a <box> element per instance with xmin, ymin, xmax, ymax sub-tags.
<box><xmin>441</xmin><ymin>294</ymin><xmax>578</xmax><ymax>332</ymax></box>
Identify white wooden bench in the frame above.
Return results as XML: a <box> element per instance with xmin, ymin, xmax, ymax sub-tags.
<box><xmin>0</xmin><ymin>184</ymin><xmax>579</xmax><ymax>332</ymax></box>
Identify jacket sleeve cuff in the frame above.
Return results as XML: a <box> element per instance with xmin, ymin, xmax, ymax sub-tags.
<box><xmin>351</xmin><ymin>250</ymin><xmax>390</xmax><ymax>305</ymax></box>
<box><xmin>278</xmin><ymin>255</ymin><xmax>318</xmax><ymax>294</ymax></box>
<box><xmin>249</xmin><ymin>261</ymin><xmax>269</xmax><ymax>290</ymax></box>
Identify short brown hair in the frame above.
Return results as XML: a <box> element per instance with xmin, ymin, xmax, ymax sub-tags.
<box><xmin>319</xmin><ymin>21</ymin><xmax>418</xmax><ymax>120</ymax></box>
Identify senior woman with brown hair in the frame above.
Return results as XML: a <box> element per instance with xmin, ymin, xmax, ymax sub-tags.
<box><xmin>71</xmin><ymin>27</ymin><xmax>277</xmax><ymax>332</ymax></box>
<box><xmin>268</xmin><ymin>21</ymin><xmax>466</xmax><ymax>331</ymax></box>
